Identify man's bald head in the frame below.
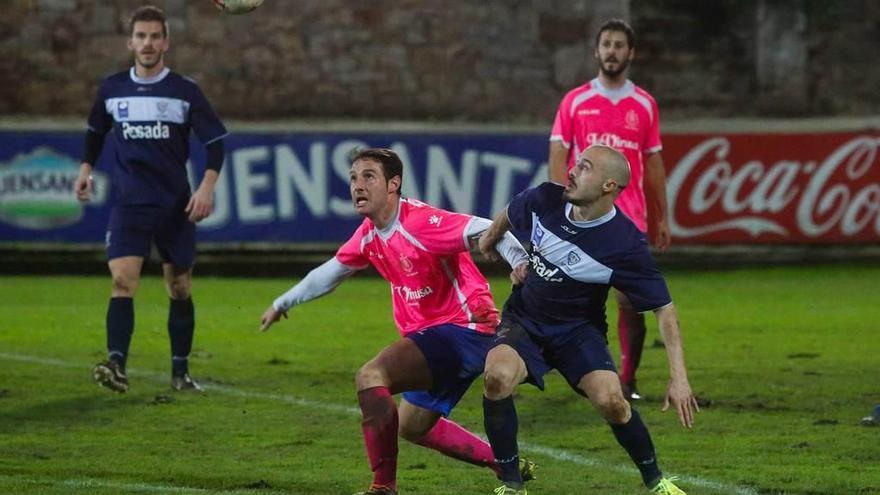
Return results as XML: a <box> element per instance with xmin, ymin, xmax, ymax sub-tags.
<box><xmin>584</xmin><ymin>145</ymin><xmax>630</xmax><ymax>191</ymax></box>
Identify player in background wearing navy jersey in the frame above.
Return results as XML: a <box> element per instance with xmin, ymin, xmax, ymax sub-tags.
<box><xmin>479</xmin><ymin>146</ymin><xmax>698</xmax><ymax>495</ymax></box>
<box><xmin>74</xmin><ymin>5</ymin><xmax>227</xmax><ymax>393</ymax></box>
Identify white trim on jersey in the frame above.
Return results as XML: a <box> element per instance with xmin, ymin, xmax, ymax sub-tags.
<box><xmin>530</xmin><ymin>213</ymin><xmax>614</xmax><ymax>284</ymax></box>
<box><xmin>129</xmin><ymin>67</ymin><xmax>170</xmax><ymax>85</ymax></box>
<box><xmin>395</xmin><ymin>224</ymin><xmax>429</xmax><ymax>251</ymax></box>
<box><xmin>590</xmin><ymin>78</ymin><xmax>636</xmax><ymax>106</ymax></box>
<box><xmin>569</xmin><ymin>87</ymin><xmax>601</xmax><ymax>117</ymax></box>
<box><xmin>105</xmin><ymin>96</ymin><xmax>190</xmax><ymax>124</ymax></box>
<box><xmin>439</xmin><ymin>258</ymin><xmax>477</xmax><ymax>330</ymax></box>
<box><xmin>629</xmin><ymin>91</ymin><xmax>655</xmax><ymax>124</ymax></box>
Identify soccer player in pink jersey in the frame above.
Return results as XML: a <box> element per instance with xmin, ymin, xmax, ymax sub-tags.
<box><xmin>259</xmin><ymin>148</ymin><xmax>532</xmax><ymax>495</ymax></box>
<box><xmin>548</xmin><ymin>19</ymin><xmax>671</xmax><ymax>401</ymax></box>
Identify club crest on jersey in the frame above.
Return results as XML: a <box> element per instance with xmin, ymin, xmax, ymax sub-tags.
<box><xmin>117</xmin><ymin>101</ymin><xmax>129</xmax><ymax>119</ymax></box>
<box><xmin>156</xmin><ymin>100</ymin><xmax>168</xmax><ymax>115</ymax></box>
<box><xmin>625</xmin><ymin>110</ymin><xmax>639</xmax><ymax>129</ymax></box>
<box><xmin>567</xmin><ymin>251</ymin><xmax>581</xmax><ymax>265</ymax></box>
<box><xmin>532</xmin><ymin>225</ymin><xmax>545</xmax><ymax>248</ymax></box>
<box><xmin>399</xmin><ymin>253</ymin><xmax>416</xmax><ymax>276</ymax></box>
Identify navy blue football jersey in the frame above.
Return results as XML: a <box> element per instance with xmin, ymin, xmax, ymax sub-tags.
<box><xmin>506</xmin><ymin>182</ymin><xmax>671</xmax><ymax>330</ymax></box>
<box><xmin>87</xmin><ymin>67</ymin><xmax>227</xmax><ymax>207</ymax></box>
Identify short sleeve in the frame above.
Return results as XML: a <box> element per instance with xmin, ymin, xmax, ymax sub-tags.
<box><xmin>335</xmin><ymin>227</ymin><xmax>370</xmax><ymax>269</ymax></box>
<box><xmin>549</xmin><ymin>96</ymin><xmax>572</xmax><ymax>148</ymax></box>
<box><xmin>188</xmin><ymin>83</ymin><xmax>227</xmax><ymax>144</ymax></box>
<box><xmin>408</xmin><ymin>206</ymin><xmax>473</xmax><ymax>255</ymax></box>
<box><xmin>610</xmin><ymin>243</ymin><xmax>671</xmax><ymax>313</ymax></box>
<box><xmin>644</xmin><ymin>96</ymin><xmax>662</xmax><ymax>154</ymax></box>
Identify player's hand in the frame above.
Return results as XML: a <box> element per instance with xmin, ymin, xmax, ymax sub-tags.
<box><xmin>509</xmin><ymin>262</ymin><xmax>529</xmax><ymax>285</ymax></box>
<box><xmin>186</xmin><ymin>185</ymin><xmax>214</xmax><ymax>223</ymax></box>
<box><xmin>260</xmin><ymin>305</ymin><xmax>288</xmax><ymax>332</ymax></box>
<box><xmin>478</xmin><ymin>233</ymin><xmax>501</xmax><ymax>263</ymax></box>
<box><xmin>651</xmin><ymin>218</ymin><xmax>671</xmax><ymax>253</ymax></box>
<box><xmin>662</xmin><ymin>377</ymin><xmax>699</xmax><ymax>428</ymax></box>
<box><xmin>74</xmin><ymin>163</ymin><xmax>93</xmax><ymax>202</ymax></box>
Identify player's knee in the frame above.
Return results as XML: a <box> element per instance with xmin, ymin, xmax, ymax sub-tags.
<box><xmin>595</xmin><ymin>391</ymin><xmax>630</xmax><ymax>424</ymax></box>
<box><xmin>483</xmin><ymin>365</ymin><xmax>517</xmax><ymax>400</ymax></box>
<box><xmin>398</xmin><ymin>421</ymin><xmax>428</xmax><ymax>444</ymax></box>
<box><xmin>355</xmin><ymin>361</ymin><xmax>388</xmax><ymax>390</ymax></box>
<box><xmin>110</xmin><ymin>273</ymin><xmax>137</xmax><ymax>296</ymax></box>
<box><xmin>166</xmin><ymin>278</ymin><xmax>191</xmax><ymax>300</ymax></box>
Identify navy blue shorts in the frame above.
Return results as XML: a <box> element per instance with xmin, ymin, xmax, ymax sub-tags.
<box><xmin>106</xmin><ymin>204</ymin><xmax>195</xmax><ymax>268</ymax></box>
<box><xmin>402</xmin><ymin>324</ymin><xmax>493</xmax><ymax>417</ymax></box>
<box><xmin>489</xmin><ymin>311</ymin><xmax>616</xmax><ymax>392</ymax></box>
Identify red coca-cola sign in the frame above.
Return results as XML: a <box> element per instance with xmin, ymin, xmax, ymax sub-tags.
<box><xmin>663</xmin><ymin>132</ymin><xmax>880</xmax><ymax>244</ymax></box>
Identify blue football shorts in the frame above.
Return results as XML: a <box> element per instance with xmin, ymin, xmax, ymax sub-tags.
<box><xmin>489</xmin><ymin>310</ymin><xmax>617</xmax><ymax>392</ymax></box>
<box><xmin>402</xmin><ymin>324</ymin><xmax>493</xmax><ymax>417</ymax></box>
<box><xmin>106</xmin><ymin>203</ymin><xmax>196</xmax><ymax>268</ymax></box>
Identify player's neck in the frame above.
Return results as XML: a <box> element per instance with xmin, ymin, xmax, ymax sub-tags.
<box><xmin>569</xmin><ymin>200</ymin><xmax>613</xmax><ymax>222</ymax></box>
<box><xmin>135</xmin><ymin>60</ymin><xmax>166</xmax><ymax>79</ymax></box>
<box><xmin>371</xmin><ymin>196</ymin><xmax>400</xmax><ymax>230</ymax></box>
<box><xmin>596</xmin><ymin>72</ymin><xmax>627</xmax><ymax>90</ymax></box>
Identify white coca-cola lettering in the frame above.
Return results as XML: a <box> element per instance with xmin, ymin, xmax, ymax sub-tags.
<box><xmin>668</xmin><ymin>138</ymin><xmax>789</xmax><ymax>237</ymax></box>
<box><xmin>796</xmin><ymin>137</ymin><xmax>879</xmax><ymax>236</ymax></box>
<box><xmin>669</xmin><ymin>136</ymin><xmax>880</xmax><ymax>239</ymax></box>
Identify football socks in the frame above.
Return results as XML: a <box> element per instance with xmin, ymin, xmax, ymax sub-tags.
<box><xmin>610</xmin><ymin>408</ymin><xmax>662</xmax><ymax>487</ymax></box>
<box><xmin>483</xmin><ymin>395</ymin><xmax>522</xmax><ymax>486</ymax></box>
<box><xmin>106</xmin><ymin>297</ymin><xmax>134</xmax><ymax>368</ymax></box>
<box><xmin>168</xmin><ymin>297</ymin><xmax>194</xmax><ymax>375</ymax></box>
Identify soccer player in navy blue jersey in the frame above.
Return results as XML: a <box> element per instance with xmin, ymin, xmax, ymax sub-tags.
<box><xmin>478</xmin><ymin>145</ymin><xmax>699</xmax><ymax>495</ymax></box>
<box><xmin>74</xmin><ymin>5</ymin><xmax>227</xmax><ymax>393</ymax></box>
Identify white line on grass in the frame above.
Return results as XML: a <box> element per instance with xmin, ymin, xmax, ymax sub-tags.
<box><xmin>0</xmin><ymin>474</ymin><xmax>289</xmax><ymax>495</ymax></box>
<box><xmin>0</xmin><ymin>352</ymin><xmax>757</xmax><ymax>495</ymax></box>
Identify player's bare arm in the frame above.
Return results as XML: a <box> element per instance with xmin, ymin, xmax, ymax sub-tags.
<box><xmin>654</xmin><ymin>303</ymin><xmax>699</xmax><ymax>428</ymax></box>
<box><xmin>74</xmin><ymin>162</ymin><xmax>94</xmax><ymax>202</ymax></box>
<box><xmin>644</xmin><ymin>152</ymin><xmax>671</xmax><ymax>252</ymax></box>
<box><xmin>548</xmin><ymin>140</ymin><xmax>569</xmax><ymax>184</ymax></box>
<box><xmin>186</xmin><ymin>169</ymin><xmax>219</xmax><ymax>222</ymax></box>
<box><xmin>478</xmin><ymin>207</ymin><xmax>513</xmax><ymax>262</ymax></box>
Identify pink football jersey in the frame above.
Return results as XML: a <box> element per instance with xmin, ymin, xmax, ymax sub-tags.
<box><xmin>335</xmin><ymin>198</ymin><xmax>499</xmax><ymax>337</ymax></box>
<box><xmin>550</xmin><ymin>78</ymin><xmax>662</xmax><ymax>232</ymax></box>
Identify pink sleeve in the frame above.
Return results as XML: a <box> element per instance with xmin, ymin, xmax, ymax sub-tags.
<box><xmin>411</xmin><ymin>206</ymin><xmax>472</xmax><ymax>255</ymax></box>
<box><xmin>549</xmin><ymin>96</ymin><xmax>571</xmax><ymax>148</ymax></box>
<box><xmin>335</xmin><ymin>226</ymin><xmax>370</xmax><ymax>269</ymax></box>
<box><xmin>644</xmin><ymin>96</ymin><xmax>662</xmax><ymax>154</ymax></box>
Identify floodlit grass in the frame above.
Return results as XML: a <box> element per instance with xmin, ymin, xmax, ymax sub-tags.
<box><xmin>0</xmin><ymin>265</ymin><xmax>878</xmax><ymax>494</ymax></box>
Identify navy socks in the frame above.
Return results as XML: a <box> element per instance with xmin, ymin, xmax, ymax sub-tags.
<box><xmin>483</xmin><ymin>395</ymin><xmax>522</xmax><ymax>486</ymax></box>
<box><xmin>106</xmin><ymin>297</ymin><xmax>134</xmax><ymax>368</ymax></box>
<box><xmin>610</xmin><ymin>408</ymin><xmax>662</xmax><ymax>487</ymax></box>
<box><xmin>168</xmin><ymin>297</ymin><xmax>194</xmax><ymax>375</ymax></box>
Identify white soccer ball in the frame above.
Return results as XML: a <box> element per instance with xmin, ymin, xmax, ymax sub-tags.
<box><xmin>213</xmin><ymin>0</ymin><xmax>264</xmax><ymax>15</ymax></box>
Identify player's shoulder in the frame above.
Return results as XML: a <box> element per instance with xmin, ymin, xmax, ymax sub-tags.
<box><xmin>398</xmin><ymin>197</ymin><xmax>459</xmax><ymax>229</ymax></box>
<box><xmin>520</xmin><ymin>182</ymin><xmax>565</xmax><ymax>213</ymax></box>
<box><xmin>561</xmin><ymin>80</ymin><xmax>596</xmax><ymax>102</ymax></box>
<box><xmin>609</xmin><ymin>207</ymin><xmax>649</xmax><ymax>247</ymax></box>
<box><xmin>631</xmin><ymin>83</ymin><xmax>658</xmax><ymax>103</ymax></box>
<box><xmin>98</xmin><ymin>70</ymin><xmax>132</xmax><ymax>89</ymax></box>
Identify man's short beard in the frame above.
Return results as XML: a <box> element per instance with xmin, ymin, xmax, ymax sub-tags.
<box><xmin>598</xmin><ymin>58</ymin><xmax>630</xmax><ymax>78</ymax></box>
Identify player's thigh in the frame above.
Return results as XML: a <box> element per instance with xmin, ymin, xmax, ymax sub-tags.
<box><xmin>108</xmin><ymin>256</ymin><xmax>145</xmax><ymax>296</ymax></box>
<box><xmin>577</xmin><ymin>369</ymin><xmax>630</xmax><ymax>421</ymax></box>
<box><xmin>155</xmin><ymin>207</ymin><xmax>196</xmax><ymax>269</ymax></box>
<box><xmin>397</xmin><ymin>398</ymin><xmax>442</xmax><ymax>442</ymax></box>
<box><xmin>358</xmin><ymin>338</ymin><xmax>432</xmax><ymax>393</ymax></box>
<box><xmin>162</xmin><ymin>263</ymin><xmax>192</xmax><ymax>300</ymax></box>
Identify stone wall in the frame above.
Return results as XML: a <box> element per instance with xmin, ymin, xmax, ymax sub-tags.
<box><xmin>2</xmin><ymin>0</ymin><xmax>878</xmax><ymax>122</ymax></box>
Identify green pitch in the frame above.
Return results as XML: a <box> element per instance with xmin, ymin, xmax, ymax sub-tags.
<box><xmin>0</xmin><ymin>265</ymin><xmax>877</xmax><ymax>494</ymax></box>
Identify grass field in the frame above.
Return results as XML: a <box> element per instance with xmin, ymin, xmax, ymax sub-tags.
<box><xmin>1</xmin><ymin>265</ymin><xmax>878</xmax><ymax>495</ymax></box>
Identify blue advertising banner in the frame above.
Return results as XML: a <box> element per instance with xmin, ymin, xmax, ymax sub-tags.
<box><xmin>0</xmin><ymin>131</ymin><xmax>549</xmax><ymax>244</ymax></box>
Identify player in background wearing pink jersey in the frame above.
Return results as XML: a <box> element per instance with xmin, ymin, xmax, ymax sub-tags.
<box><xmin>548</xmin><ymin>19</ymin><xmax>671</xmax><ymax>401</ymax></box>
<box><xmin>259</xmin><ymin>149</ymin><xmax>532</xmax><ymax>495</ymax></box>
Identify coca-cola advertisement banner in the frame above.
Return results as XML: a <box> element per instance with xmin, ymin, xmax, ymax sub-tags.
<box><xmin>664</xmin><ymin>132</ymin><xmax>879</xmax><ymax>244</ymax></box>
<box><xmin>1</xmin><ymin>129</ymin><xmax>877</xmax><ymax>245</ymax></box>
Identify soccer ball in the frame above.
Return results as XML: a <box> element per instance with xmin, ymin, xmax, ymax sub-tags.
<box><xmin>212</xmin><ymin>0</ymin><xmax>264</xmax><ymax>15</ymax></box>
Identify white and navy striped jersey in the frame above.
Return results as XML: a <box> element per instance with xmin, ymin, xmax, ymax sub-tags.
<box><xmin>87</xmin><ymin>67</ymin><xmax>227</xmax><ymax>207</ymax></box>
<box><xmin>507</xmin><ymin>182</ymin><xmax>671</xmax><ymax>329</ymax></box>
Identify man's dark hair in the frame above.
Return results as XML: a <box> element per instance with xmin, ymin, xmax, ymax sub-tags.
<box><xmin>350</xmin><ymin>148</ymin><xmax>404</xmax><ymax>195</ymax></box>
<box><xmin>129</xmin><ymin>5</ymin><xmax>168</xmax><ymax>38</ymax></box>
<box><xmin>595</xmin><ymin>18</ymin><xmax>635</xmax><ymax>49</ymax></box>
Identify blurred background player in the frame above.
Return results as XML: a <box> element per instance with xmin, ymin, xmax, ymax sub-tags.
<box><xmin>74</xmin><ymin>5</ymin><xmax>227</xmax><ymax>393</ymax></box>
<box><xmin>259</xmin><ymin>148</ymin><xmax>533</xmax><ymax>495</ymax></box>
<box><xmin>481</xmin><ymin>146</ymin><xmax>697</xmax><ymax>495</ymax></box>
<box><xmin>548</xmin><ymin>19</ymin><xmax>670</xmax><ymax>401</ymax></box>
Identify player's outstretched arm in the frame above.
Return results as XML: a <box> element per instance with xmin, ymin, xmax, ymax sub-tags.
<box><xmin>259</xmin><ymin>258</ymin><xmax>358</xmax><ymax>332</ymax></box>
<box><xmin>478</xmin><ymin>207</ymin><xmax>513</xmax><ymax>262</ymax></box>
<box><xmin>654</xmin><ymin>303</ymin><xmax>699</xmax><ymax>428</ymax></box>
